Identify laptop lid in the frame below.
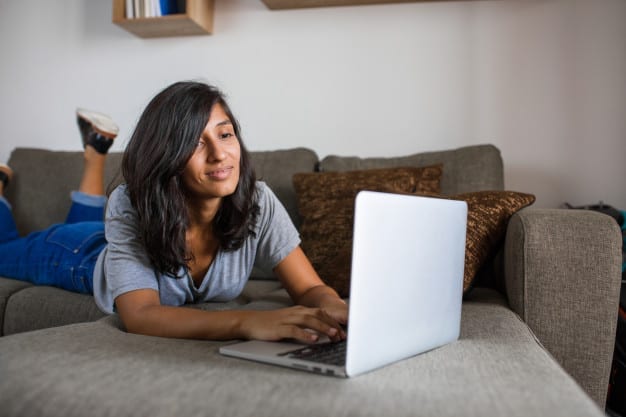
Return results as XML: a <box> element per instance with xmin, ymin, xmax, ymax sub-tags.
<box><xmin>345</xmin><ymin>191</ymin><xmax>467</xmax><ymax>376</ymax></box>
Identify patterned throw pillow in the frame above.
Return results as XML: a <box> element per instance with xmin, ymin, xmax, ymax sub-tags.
<box><xmin>454</xmin><ymin>191</ymin><xmax>535</xmax><ymax>293</ymax></box>
<box><xmin>293</xmin><ymin>165</ymin><xmax>443</xmax><ymax>297</ymax></box>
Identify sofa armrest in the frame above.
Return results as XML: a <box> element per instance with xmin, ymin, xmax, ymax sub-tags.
<box><xmin>504</xmin><ymin>208</ymin><xmax>622</xmax><ymax>406</ymax></box>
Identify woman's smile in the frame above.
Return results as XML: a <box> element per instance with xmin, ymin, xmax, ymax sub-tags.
<box><xmin>207</xmin><ymin>166</ymin><xmax>234</xmax><ymax>180</ymax></box>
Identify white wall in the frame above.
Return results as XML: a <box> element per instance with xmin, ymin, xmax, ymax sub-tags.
<box><xmin>0</xmin><ymin>0</ymin><xmax>624</xmax><ymax>209</ymax></box>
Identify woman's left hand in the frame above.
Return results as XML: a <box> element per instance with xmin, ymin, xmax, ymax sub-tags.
<box><xmin>274</xmin><ymin>246</ymin><xmax>349</xmax><ymax>334</ymax></box>
<box><xmin>318</xmin><ymin>296</ymin><xmax>348</xmax><ymax>327</ymax></box>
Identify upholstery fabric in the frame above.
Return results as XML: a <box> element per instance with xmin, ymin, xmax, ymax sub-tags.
<box><xmin>293</xmin><ymin>165</ymin><xmax>443</xmax><ymax>297</ymax></box>
<box><xmin>505</xmin><ymin>208</ymin><xmax>622</xmax><ymax>406</ymax></box>
<box><xmin>318</xmin><ymin>144</ymin><xmax>504</xmax><ymax>195</ymax></box>
<box><xmin>0</xmin><ymin>289</ymin><xmax>603</xmax><ymax>417</ymax></box>
<box><xmin>0</xmin><ymin>278</ymin><xmax>31</xmax><ymax>336</ymax></box>
<box><xmin>3</xmin><ymin>285</ymin><xmax>105</xmax><ymax>335</ymax></box>
<box><xmin>452</xmin><ymin>191</ymin><xmax>535</xmax><ymax>293</ymax></box>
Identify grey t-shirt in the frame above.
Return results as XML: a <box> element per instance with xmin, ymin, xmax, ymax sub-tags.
<box><xmin>93</xmin><ymin>182</ymin><xmax>300</xmax><ymax>314</ymax></box>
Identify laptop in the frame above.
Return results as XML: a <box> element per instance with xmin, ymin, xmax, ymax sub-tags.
<box><xmin>219</xmin><ymin>191</ymin><xmax>468</xmax><ymax>377</ymax></box>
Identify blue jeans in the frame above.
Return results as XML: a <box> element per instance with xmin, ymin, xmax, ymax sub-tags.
<box><xmin>0</xmin><ymin>192</ymin><xmax>107</xmax><ymax>294</ymax></box>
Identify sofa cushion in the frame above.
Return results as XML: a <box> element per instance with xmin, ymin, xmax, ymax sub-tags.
<box><xmin>0</xmin><ymin>289</ymin><xmax>603</xmax><ymax>417</ymax></box>
<box><xmin>0</xmin><ymin>277</ymin><xmax>31</xmax><ymax>336</ymax></box>
<box><xmin>2</xmin><ymin>283</ymin><xmax>106</xmax><ymax>335</ymax></box>
<box><xmin>293</xmin><ymin>165</ymin><xmax>443</xmax><ymax>297</ymax></box>
<box><xmin>318</xmin><ymin>144</ymin><xmax>504</xmax><ymax>196</ymax></box>
<box><xmin>451</xmin><ymin>191</ymin><xmax>536</xmax><ymax>293</ymax></box>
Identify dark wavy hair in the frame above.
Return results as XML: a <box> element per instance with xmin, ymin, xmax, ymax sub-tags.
<box><xmin>122</xmin><ymin>81</ymin><xmax>259</xmax><ymax>277</ymax></box>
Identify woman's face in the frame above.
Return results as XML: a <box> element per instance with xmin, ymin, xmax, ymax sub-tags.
<box><xmin>181</xmin><ymin>103</ymin><xmax>241</xmax><ymax>202</ymax></box>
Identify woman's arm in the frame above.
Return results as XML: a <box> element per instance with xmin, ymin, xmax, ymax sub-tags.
<box><xmin>115</xmin><ymin>286</ymin><xmax>345</xmax><ymax>343</ymax></box>
<box><xmin>273</xmin><ymin>246</ymin><xmax>348</xmax><ymax>329</ymax></box>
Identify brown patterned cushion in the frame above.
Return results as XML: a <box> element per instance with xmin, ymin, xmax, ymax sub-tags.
<box><xmin>454</xmin><ymin>191</ymin><xmax>535</xmax><ymax>293</ymax></box>
<box><xmin>293</xmin><ymin>165</ymin><xmax>443</xmax><ymax>297</ymax></box>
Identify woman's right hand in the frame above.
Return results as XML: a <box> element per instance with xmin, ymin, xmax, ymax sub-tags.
<box><xmin>237</xmin><ymin>306</ymin><xmax>346</xmax><ymax>344</ymax></box>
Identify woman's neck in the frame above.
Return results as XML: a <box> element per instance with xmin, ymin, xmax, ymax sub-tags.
<box><xmin>186</xmin><ymin>197</ymin><xmax>221</xmax><ymax>230</ymax></box>
<box><xmin>185</xmin><ymin>198</ymin><xmax>222</xmax><ymax>286</ymax></box>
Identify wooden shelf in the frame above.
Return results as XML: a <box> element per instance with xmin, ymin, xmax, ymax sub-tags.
<box><xmin>112</xmin><ymin>0</ymin><xmax>214</xmax><ymax>38</ymax></box>
<box><xmin>261</xmin><ymin>0</ymin><xmax>462</xmax><ymax>9</ymax></box>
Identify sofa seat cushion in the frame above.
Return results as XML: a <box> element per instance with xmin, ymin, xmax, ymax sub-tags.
<box><xmin>0</xmin><ymin>277</ymin><xmax>31</xmax><ymax>335</ymax></box>
<box><xmin>2</xmin><ymin>283</ymin><xmax>106</xmax><ymax>335</ymax></box>
<box><xmin>0</xmin><ymin>289</ymin><xmax>602</xmax><ymax>417</ymax></box>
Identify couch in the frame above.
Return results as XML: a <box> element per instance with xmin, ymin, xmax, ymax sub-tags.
<box><xmin>0</xmin><ymin>144</ymin><xmax>622</xmax><ymax>417</ymax></box>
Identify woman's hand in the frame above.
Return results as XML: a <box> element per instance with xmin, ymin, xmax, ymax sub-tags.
<box><xmin>318</xmin><ymin>296</ymin><xmax>348</xmax><ymax>327</ymax></box>
<box><xmin>273</xmin><ymin>246</ymin><xmax>350</xmax><ymax>330</ymax></box>
<box><xmin>238</xmin><ymin>306</ymin><xmax>346</xmax><ymax>344</ymax></box>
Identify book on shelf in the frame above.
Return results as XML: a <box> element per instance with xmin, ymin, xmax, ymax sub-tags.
<box><xmin>125</xmin><ymin>0</ymin><xmax>184</xmax><ymax>19</ymax></box>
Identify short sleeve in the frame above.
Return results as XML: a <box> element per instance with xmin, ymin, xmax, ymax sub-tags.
<box><xmin>93</xmin><ymin>185</ymin><xmax>159</xmax><ymax>313</ymax></box>
<box><xmin>252</xmin><ymin>182</ymin><xmax>301</xmax><ymax>273</ymax></box>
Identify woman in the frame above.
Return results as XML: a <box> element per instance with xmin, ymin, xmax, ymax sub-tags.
<box><xmin>0</xmin><ymin>81</ymin><xmax>347</xmax><ymax>344</ymax></box>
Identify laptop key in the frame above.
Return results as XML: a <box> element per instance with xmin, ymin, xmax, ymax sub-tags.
<box><xmin>286</xmin><ymin>340</ymin><xmax>347</xmax><ymax>366</ymax></box>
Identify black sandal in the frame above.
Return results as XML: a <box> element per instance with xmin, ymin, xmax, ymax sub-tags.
<box><xmin>76</xmin><ymin>109</ymin><xmax>119</xmax><ymax>155</ymax></box>
<box><xmin>0</xmin><ymin>165</ymin><xmax>13</xmax><ymax>189</ymax></box>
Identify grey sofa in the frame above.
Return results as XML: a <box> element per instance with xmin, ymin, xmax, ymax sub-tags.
<box><xmin>0</xmin><ymin>144</ymin><xmax>622</xmax><ymax>417</ymax></box>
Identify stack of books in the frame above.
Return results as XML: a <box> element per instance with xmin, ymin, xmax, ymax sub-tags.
<box><xmin>125</xmin><ymin>0</ymin><xmax>186</xmax><ymax>18</ymax></box>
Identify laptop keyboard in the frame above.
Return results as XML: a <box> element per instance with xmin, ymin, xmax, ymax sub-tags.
<box><xmin>285</xmin><ymin>340</ymin><xmax>347</xmax><ymax>366</ymax></box>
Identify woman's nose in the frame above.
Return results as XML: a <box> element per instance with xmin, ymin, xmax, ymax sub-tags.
<box><xmin>205</xmin><ymin>139</ymin><xmax>226</xmax><ymax>161</ymax></box>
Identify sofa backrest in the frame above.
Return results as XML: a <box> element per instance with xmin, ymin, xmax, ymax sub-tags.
<box><xmin>319</xmin><ymin>144</ymin><xmax>504</xmax><ymax>196</ymax></box>
<box><xmin>6</xmin><ymin>144</ymin><xmax>503</xmax><ymax>236</ymax></box>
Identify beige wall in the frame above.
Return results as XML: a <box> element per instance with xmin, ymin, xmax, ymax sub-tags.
<box><xmin>0</xmin><ymin>0</ymin><xmax>624</xmax><ymax>208</ymax></box>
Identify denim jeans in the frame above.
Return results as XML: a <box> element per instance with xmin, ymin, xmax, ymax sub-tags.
<box><xmin>0</xmin><ymin>192</ymin><xmax>107</xmax><ymax>294</ymax></box>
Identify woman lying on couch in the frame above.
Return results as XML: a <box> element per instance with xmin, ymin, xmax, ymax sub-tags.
<box><xmin>0</xmin><ymin>81</ymin><xmax>347</xmax><ymax>344</ymax></box>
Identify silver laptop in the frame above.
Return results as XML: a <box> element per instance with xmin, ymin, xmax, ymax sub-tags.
<box><xmin>219</xmin><ymin>191</ymin><xmax>468</xmax><ymax>377</ymax></box>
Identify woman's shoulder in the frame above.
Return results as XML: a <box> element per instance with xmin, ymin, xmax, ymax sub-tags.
<box><xmin>254</xmin><ymin>181</ymin><xmax>279</xmax><ymax>206</ymax></box>
<box><xmin>106</xmin><ymin>184</ymin><xmax>135</xmax><ymax>217</ymax></box>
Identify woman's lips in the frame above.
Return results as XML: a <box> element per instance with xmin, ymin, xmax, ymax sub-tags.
<box><xmin>207</xmin><ymin>167</ymin><xmax>233</xmax><ymax>180</ymax></box>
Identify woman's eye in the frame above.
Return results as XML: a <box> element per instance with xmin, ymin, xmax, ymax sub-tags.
<box><xmin>220</xmin><ymin>132</ymin><xmax>234</xmax><ymax>140</ymax></box>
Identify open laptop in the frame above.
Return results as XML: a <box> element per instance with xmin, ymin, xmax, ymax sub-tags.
<box><xmin>219</xmin><ymin>191</ymin><xmax>468</xmax><ymax>377</ymax></box>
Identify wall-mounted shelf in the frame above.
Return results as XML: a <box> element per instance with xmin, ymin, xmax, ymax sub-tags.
<box><xmin>261</xmin><ymin>0</ymin><xmax>459</xmax><ymax>9</ymax></box>
<box><xmin>112</xmin><ymin>0</ymin><xmax>214</xmax><ymax>38</ymax></box>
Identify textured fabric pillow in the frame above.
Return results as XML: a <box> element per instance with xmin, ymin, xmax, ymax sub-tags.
<box><xmin>293</xmin><ymin>165</ymin><xmax>443</xmax><ymax>297</ymax></box>
<box><xmin>454</xmin><ymin>191</ymin><xmax>535</xmax><ymax>293</ymax></box>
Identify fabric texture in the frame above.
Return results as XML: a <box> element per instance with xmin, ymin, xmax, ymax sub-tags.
<box><xmin>0</xmin><ymin>288</ymin><xmax>604</xmax><ymax>417</ymax></box>
<box><xmin>3</xmin><ymin>285</ymin><xmax>105</xmax><ymax>335</ymax></box>
<box><xmin>318</xmin><ymin>144</ymin><xmax>504</xmax><ymax>195</ymax></box>
<box><xmin>293</xmin><ymin>165</ymin><xmax>443</xmax><ymax>297</ymax></box>
<box><xmin>93</xmin><ymin>181</ymin><xmax>301</xmax><ymax>314</ymax></box>
<box><xmin>451</xmin><ymin>190</ymin><xmax>536</xmax><ymax>293</ymax></box>
<box><xmin>505</xmin><ymin>208</ymin><xmax>623</xmax><ymax>406</ymax></box>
